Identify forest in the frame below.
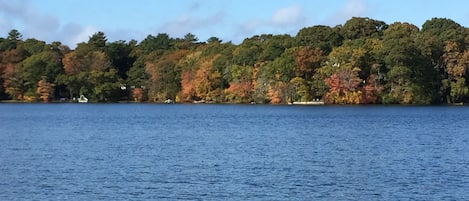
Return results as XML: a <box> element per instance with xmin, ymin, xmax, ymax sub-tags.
<box><xmin>1</xmin><ymin>17</ymin><xmax>469</xmax><ymax>104</ymax></box>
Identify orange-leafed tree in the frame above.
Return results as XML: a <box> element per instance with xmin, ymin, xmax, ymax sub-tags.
<box><xmin>59</xmin><ymin>42</ymin><xmax>115</xmax><ymax>101</ymax></box>
<box><xmin>193</xmin><ymin>56</ymin><xmax>223</xmax><ymax>102</ymax></box>
<box><xmin>178</xmin><ymin>51</ymin><xmax>203</xmax><ymax>102</ymax></box>
<box><xmin>131</xmin><ymin>87</ymin><xmax>144</xmax><ymax>102</ymax></box>
<box><xmin>225</xmin><ymin>81</ymin><xmax>253</xmax><ymax>103</ymax></box>
<box><xmin>361</xmin><ymin>73</ymin><xmax>383</xmax><ymax>104</ymax></box>
<box><xmin>180</xmin><ymin>71</ymin><xmax>197</xmax><ymax>102</ymax></box>
<box><xmin>36</xmin><ymin>77</ymin><xmax>55</xmax><ymax>102</ymax></box>
<box><xmin>62</xmin><ymin>52</ymin><xmax>82</xmax><ymax>75</ymax></box>
<box><xmin>145</xmin><ymin>50</ymin><xmax>188</xmax><ymax>102</ymax></box>
<box><xmin>1</xmin><ymin>49</ymin><xmax>27</xmax><ymax>100</ymax></box>
<box><xmin>442</xmin><ymin>41</ymin><xmax>469</xmax><ymax>103</ymax></box>
<box><xmin>266</xmin><ymin>81</ymin><xmax>291</xmax><ymax>104</ymax></box>
<box><xmin>224</xmin><ymin>64</ymin><xmax>254</xmax><ymax>103</ymax></box>
<box><xmin>294</xmin><ymin>47</ymin><xmax>324</xmax><ymax>79</ymax></box>
<box><xmin>324</xmin><ymin>67</ymin><xmax>363</xmax><ymax>104</ymax></box>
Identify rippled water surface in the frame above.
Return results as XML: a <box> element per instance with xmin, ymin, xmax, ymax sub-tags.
<box><xmin>1</xmin><ymin>104</ymin><xmax>469</xmax><ymax>200</ymax></box>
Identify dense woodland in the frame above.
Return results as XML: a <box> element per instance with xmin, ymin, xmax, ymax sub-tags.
<box><xmin>1</xmin><ymin>17</ymin><xmax>469</xmax><ymax>104</ymax></box>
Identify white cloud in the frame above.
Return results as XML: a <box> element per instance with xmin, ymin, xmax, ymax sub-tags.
<box><xmin>0</xmin><ymin>0</ymin><xmax>59</xmax><ymax>38</ymax></box>
<box><xmin>64</xmin><ymin>24</ymin><xmax>98</xmax><ymax>46</ymax></box>
<box><xmin>235</xmin><ymin>4</ymin><xmax>306</xmax><ymax>41</ymax></box>
<box><xmin>325</xmin><ymin>0</ymin><xmax>369</xmax><ymax>26</ymax></box>
<box><xmin>241</xmin><ymin>20</ymin><xmax>265</xmax><ymax>33</ymax></box>
<box><xmin>342</xmin><ymin>0</ymin><xmax>367</xmax><ymax>17</ymax></box>
<box><xmin>271</xmin><ymin>5</ymin><xmax>304</xmax><ymax>26</ymax></box>
<box><xmin>158</xmin><ymin>12</ymin><xmax>224</xmax><ymax>39</ymax></box>
<box><xmin>0</xmin><ymin>0</ymin><xmax>101</xmax><ymax>48</ymax></box>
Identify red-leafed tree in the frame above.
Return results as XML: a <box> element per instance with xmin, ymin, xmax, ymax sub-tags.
<box><xmin>294</xmin><ymin>47</ymin><xmax>324</xmax><ymax>80</ymax></box>
<box><xmin>131</xmin><ymin>87</ymin><xmax>144</xmax><ymax>102</ymax></box>
<box><xmin>324</xmin><ymin>67</ymin><xmax>362</xmax><ymax>104</ymax></box>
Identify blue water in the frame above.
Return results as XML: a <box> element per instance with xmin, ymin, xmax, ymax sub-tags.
<box><xmin>1</xmin><ymin>104</ymin><xmax>469</xmax><ymax>200</ymax></box>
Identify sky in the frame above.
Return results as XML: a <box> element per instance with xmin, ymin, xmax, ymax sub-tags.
<box><xmin>1</xmin><ymin>0</ymin><xmax>469</xmax><ymax>48</ymax></box>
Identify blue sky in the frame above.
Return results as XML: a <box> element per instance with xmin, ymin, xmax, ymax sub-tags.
<box><xmin>1</xmin><ymin>0</ymin><xmax>468</xmax><ymax>48</ymax></box>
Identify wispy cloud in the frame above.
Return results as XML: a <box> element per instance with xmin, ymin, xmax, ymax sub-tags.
<box><xmin>271</xmin><ymin>5</ymin><xmax>305</xmax><ymax>27</ymax></box>
<box><xmin>236</xmin><ymin>4</ymin><xmax>306</xmax><ymax>40</ymax></box>
<box><xmin>324</xmin><ymin>0</ymin><xmax>369</xmax><ymax>26</ymax></box>
<box><xmin>60</xmin><ymin>23</ymin><xmax>98</xmax><ymax>46</ymax></box>
<box><xmin>0</xmin><ymin>0</ymin><xmax>100</xmax><ymax>47</ymax></box>
<box><xmin>158</xmin><ymin>12</ymin><xmax>225</xmax><ymax>38</ymax></box>
<box><xmin>240</xmin><ymin>20</ymin><xmax>265</xmax><ymax>34</ymax></box>
<box><xmin>0</xmin><ymin>0</ymin><xmax>57</xmax><ymax>40</ymax></box>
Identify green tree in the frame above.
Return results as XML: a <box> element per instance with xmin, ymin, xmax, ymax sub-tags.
<box><xmin>1</xmin><ymin>29</ymin><xmax>23</xmax><ymax>50</ymax></box>
<box><xmin>232</xmin><ymin>36</ymin><xmax>262</xmax><ymax>66</ymax></box>
<box><xmin>341</xmin><ymin>17</ymin><xmax>388</xmax><ymax>40</ymax></box>
<box><xmin>89</xmin><ymin>69</ymin><xmax>122</xmax><ymax>102</ymax></box>
<box><xmin>88</xmin><ymin>31</ymin><xmax>107</xmax><ymax>51</ymax></box>
<box><xmin>381</xmin><ymin>22</ymin><xmax>437</xmax><ymax>104</ymax></box>
<box><xmin>382</xmin><ymin>65</ymin><xmax>413</xmax><ymax>103</ymax></box>
<box><xmin>207</xmin><ymin>37</ymin><xmax>222</xmax><ymax>44</ymax></box>
<box><xmin>418</xmin><ymin>18</ymin><xmax>469</xmax><ymax>103</ymax></box>
<box><xmin>311</xmin><ymin>37</ymin><xmax>384</xmax><ymax>103</ymax></box>
<box><xmin>60</xmin><ymin>40</ymin><xmax>115</xmax><ymax>100</ymax></box>
<box><xmin>21</xmin><ymin>51</ymin><xmax>62</xmax><ymax>98</ymax></box>
<box><xmin>184</xmin><ymin>33</ymin><xmax>198</xmax><ymax>43</ymax></box>
<box><xmin>138</xmin><ymin>33</ymin><xmax>173</xmax><ymax>55</ymax></box>
<box><xmin>296</xmin><ymin>25</ymin><xmax>343</xmax><ymax>54</ymax></box>
<box><xmin>126</xmin><ymin>57</ymin><xmax>150</xmax><ymax>89</ymax></box>
<box><xmin>106</xmin><ymin>40</ymin><xmax>137</xmax><ymax>79</ymax></box>
<box><xmin>258</xmin><ymin>34</ymin><xmax>295</xmax><ymax>61</ymax></box>
<box><xmin>224</xmin><ymin>64</ymin><xmax>253</xmax><ymax>103</ymax></box>
<box><xmin>260</xmin><ymin>48</ymin><xmax>296</xmax><ymax>83</ymax></box>
<box><xmin>256</xmin><ymin>48</ymin><xmax>296</xmax><ymax>103</ymax></box>
<box><xmin>450</xmin><ymin>77</ymin><xmax>468</xmax><ymax>103</ymax></box>
<box><xmin>174</xmin><ymin>33</ymin><xmax>200</xmax><ymax>50</ymax></box>
<box><xmin>290</xmin><ymin>77</ymin><xmax>310</xmax><ymax>102</ymax></box>
<box><xmin>3</xmin><ymin>63</ymin><xmax>26</xmax><ymax>100</ymax></box>
<box><xmin>18</xmin><ymin>38</ymin><xmax>47</xmax><ymax>56</ymax></box>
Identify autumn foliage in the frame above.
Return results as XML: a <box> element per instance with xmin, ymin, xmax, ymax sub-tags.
<box><xmin>226</xmin><ymin>81</ymin><xmax>253</xmax><ymax>103</ymax></box>
<box><xmin>131</xmin><ymin>87</ymin><xmax>144</xmax><ymax>102</ymax></box>
<box><xmin>36</xmin><ymin>78</ymin><xmax>55</xmax><ymax>102</ymax></box>
<box><xmin>324</xmin><ymin>68</ymin><xmax>362</xmax><ymax>104</ymax></box>
<box><xmin>1</xmin><ymin>17</ymin><xmax>469</xmax><ymax>104</ymax></box>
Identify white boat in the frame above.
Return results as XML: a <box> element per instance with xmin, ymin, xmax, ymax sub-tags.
<box><xmin>78</xmin><ymin>95</ymin><xmax>88</xmax><ymax>103</ymax></box>
<box><xmin>291</xmin><ymin>100</ymin><xmax>324</xmax><ymax>105</ymax></box>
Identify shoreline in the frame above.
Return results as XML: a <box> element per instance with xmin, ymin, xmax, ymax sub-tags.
<box><xmin>0</xmin><ymin>100</ymin><xmax>465</xmax><ymax>106</ymax></box>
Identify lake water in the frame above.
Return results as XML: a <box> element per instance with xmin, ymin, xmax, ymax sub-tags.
<box><xmin>0</xmin><ymin>104</ymin><xmax>468</xmax><ymax>200</ymax></box>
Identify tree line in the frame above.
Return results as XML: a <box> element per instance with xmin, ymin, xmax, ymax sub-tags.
<box><xmin>1</xmin><ymin>17</ymin><xmax>469</xmax><ymax>104</ymax></box>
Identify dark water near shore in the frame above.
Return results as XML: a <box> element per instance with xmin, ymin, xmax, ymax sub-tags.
<box><xmin>1</xmin><ymin>104</ymin><xmax>469</xmax><ymax>200</ymax></box>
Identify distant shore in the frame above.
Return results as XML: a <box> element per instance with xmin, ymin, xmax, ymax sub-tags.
<box><xmin>0</xmin><ymin>99</ymin><xmax>465</xmax><ymax>106</ymax></box>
